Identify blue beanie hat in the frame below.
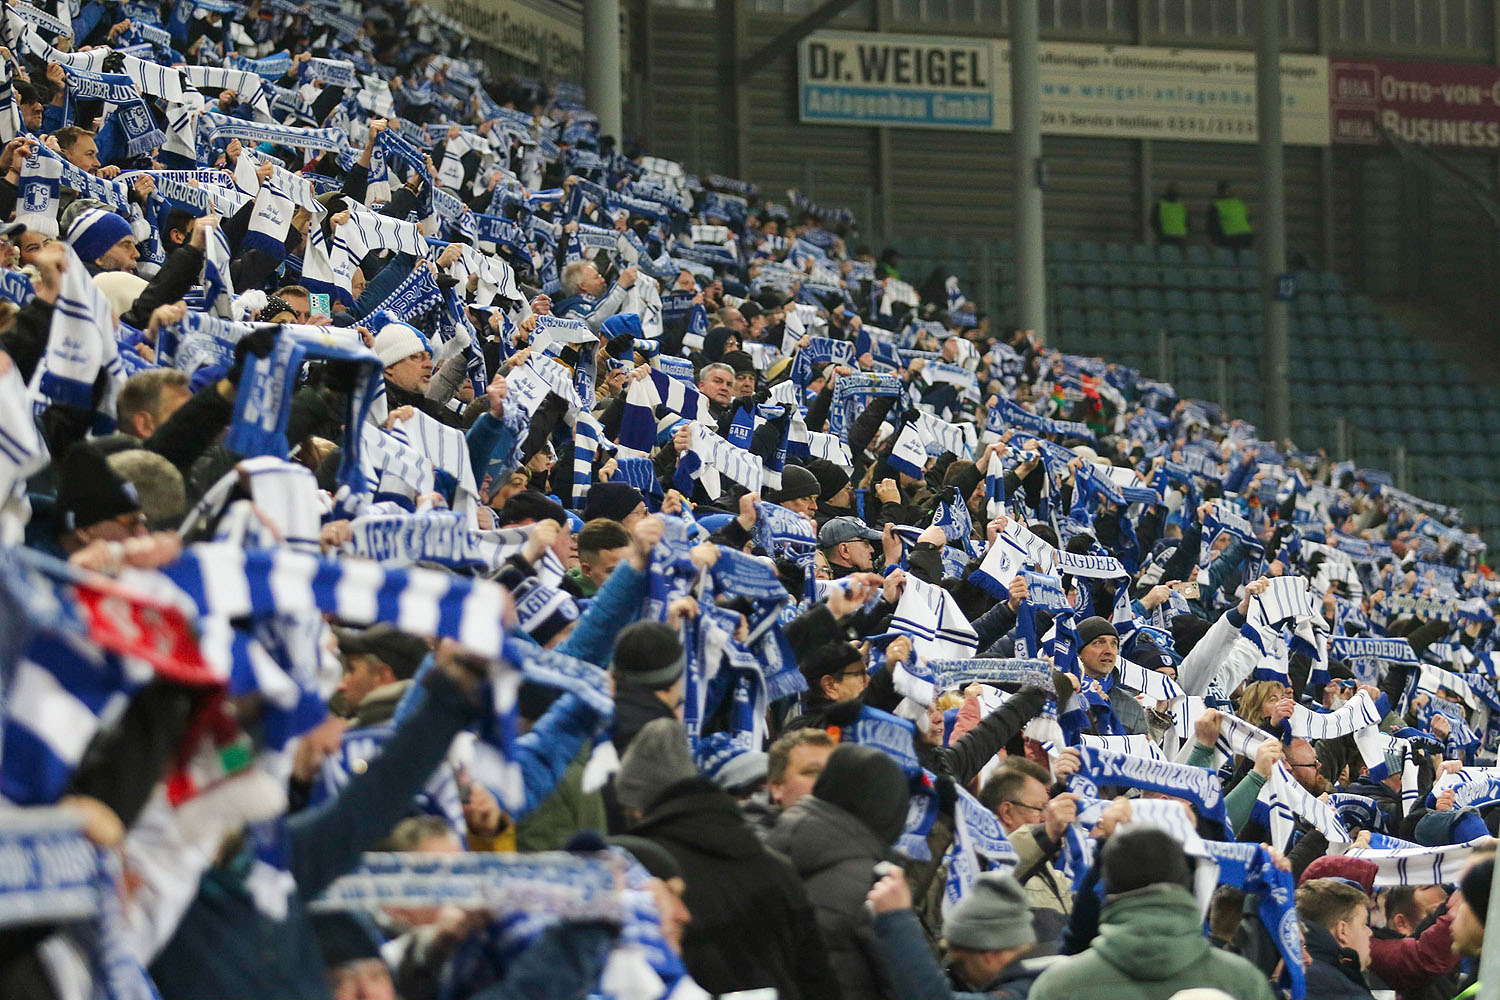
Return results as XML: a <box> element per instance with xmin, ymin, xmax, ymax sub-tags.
<box><xmin>66</xmin><ymin>208</ymin><xmax>133</xmax><ymax>265</ymax></box>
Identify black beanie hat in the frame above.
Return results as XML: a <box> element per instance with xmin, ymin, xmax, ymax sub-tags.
<box><xmin>1171</xmin><ymin>613</ymin><xmax>1212</xmax><ymax>656</ymax></box>
<box><xmin>721</xmin><ymin>350</ymin><xmax>756</xmax><ymax>376</ymax></box>
<box><xmin>813</xmin><ymin>744</ymin><xmax>909</xmax><ymax>846</ymax></box>
<box><xmin>311</xmin><ymin>911</ymin><xmax>384</xmax><ymax>969</ymax></box>
<box><xmin>805</xmin><ymin>458</ymin><xmax>851</xmax><ymax>504</ymax></box>
<box><xmin>582</xmin><ymin>482</ymin><xmax>645</xmax><ymax>524</ymax></box>
<box><xmin>497</xmin><ymin>490</ymin><xmax>567</xmax><ymax>527</ymax></box>
<box><xmin>1102</xmin><ymin>827</ymin><xmax>1194</xmax><ymax>894</ymax></box>
<box><xmin>612</xmin><ymin>620</ymin><xmax>685</xmax><ymax>689</ymax></box>
<box><xmin>800</xmin><ymin>640</ymin><xmax>862</xmax><ymax>686</ymax></box>
<box><xmin>947</xmin><ymin>463</ymin><xmax>984</xmax><ymax>500</ymax></box>
<box><xmin>1460</xmin><ymin>857</ymin><xmax>1492</xmax><ymax>926</ymax></box>
<box><xmin>701</xmin><ymin>326</ymin><xmax>736</xmax><ymax>362</ymax></box>
<box><xmin>55</xmin><ymin>441</ymin><xmax>139</xmax><ymax>533</ymax></box>
<box><xmin>767</xmin><ymin>464</ymin><xmax>820</xmax><ymax>504</ymax></box>
<box><xmin>1075</xmin><ymin>616</ymin><xmax>1118</xmax><ymax>648</ymax></box>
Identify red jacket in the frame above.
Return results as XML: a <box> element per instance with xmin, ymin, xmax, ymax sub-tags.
<box><xmin>1369</xmin><ymin>912</ymin><xmax>1459</xmax><ymax>1000</ymax></box>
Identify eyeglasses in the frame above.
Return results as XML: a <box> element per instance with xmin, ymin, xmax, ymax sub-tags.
<box><xmin>1002</xmin><ymin>800</ymin><xmax>1047</xmax><ymax>816</ymax></box>
<box><xmin>1287</xmin><ymin>761</ymin><xmax>1320</xmax><ymax>770</ymax></box>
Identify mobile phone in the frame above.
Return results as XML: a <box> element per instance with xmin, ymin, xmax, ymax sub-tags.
<box><xmin>309</xmin><ymin>292</ymin><xmax>330</xmax><ymax>318</ymax></box>
<box><xmin>1171</xmin><ymin>580</ymin><xmax>1200</xmax><ymax>600</ymax></box>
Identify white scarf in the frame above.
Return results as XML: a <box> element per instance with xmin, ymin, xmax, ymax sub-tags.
<box><xmin>684</xmin><ymin>423</ymin><xmax>762</xmax><ymax>499</ymax></box>
<box><xmin>1339</xmin><ymin>837</ymin><xmax>1491</xmax><ymax>887</ymax></box>
<box><xmin>391</xmin><ymin>409</ymin><xmax>480</xmax><ymax>524</ymax></box>
<box><xmin>622</xmin><ymin>274</ymin><xmax>663</xmax><ymax>340</ymax></box>
<box><xmin>890</xmin><ymin>575</ymin><xmax>978</xmax><ymax>661</ymax></box>
<box><xmin>1257</xmin><ymin>760</ymin><xmax>1350</xmax><ymax>847</ymax></box>
<box><xmin>32</xmin><ymin>244</ymin><xmax>122</xmax><ymax>428</ymax></box>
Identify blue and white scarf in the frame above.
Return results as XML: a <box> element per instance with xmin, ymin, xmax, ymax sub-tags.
<box><xmin>838</xmin><ymin>704</ymin><xmax>939</xmax><ymax>859</ymax></box>
<box><xmin>311</xmin><ymin>850</ymin><xmax>620</xmax><ymax>919</ymax></box>
<box><xmin>674</xmin><ymin>424</ymin><xmax>763</xmax><ymax>500</ymax></box>
<box><xmin>225</xmin><ymin>326</ymin><xmax>383</xmax><ymax>492</ymax></box>
<box><xmin>1341</xmin><ymin>837</ymin><xmax>1493</xmax><ymax>888</ymax></box>
<box><xmin>830</xmin><ymin>373</ymin><xmax>903</xmax><ymax>440</ymax></box>
<box><xmin>0</xmin><ymin>812</ymin><xmax>161</xmax><ymax>1000</ymax></box>
<box><xmin>1329</xmin><ymin>635</ymin><xmax>1417</xmax><ymax>686</ymax></box>
<box><xmin>704</xmin><ymin>547</ymin><xmax>790</xmax><ymax>645</ymax></box>
<box><xmin>196</xmin><ymin>111</ymin><xmax>344</xmax><ymax>162</ymax></box>
<box><xmin>34</xmin><ymin>243</ymin><xmax>122</xmax><ymax>431</ymax></box>
<box><xmin>1254</xmin><ymin>760</ymin><xmax>1350</xmax><ymax>847</ymax></box>
<box><xmin>62</xmin><ymin>64</ymin><xmax>163</xmax><ymax>157</ymax></box>
<box><xmin>751</xmin><ymin>500</ymin><xmax>817</xmax><ymax>601</ymax></box>
<box><xmin>943</xmin><ymin>782</ymin><xmax>1020</xmax><ymax>916</ymax></box>
<box><xmin>985</xmin><ymin>394</ymin><xmax>1094</xmax><ymax>442</ymax></box>
<box><xmin>1207</xmin><ymin>841</ymin><xmax>1304</xmax><ymax>1000</ymax></box>
<box><xmin>1067</xmin><ymin>744</ymin><xmax>1232</xmax><ymax>836</ymax></box>
<box><xmin>930</xmin><ymin>488</ymin><xmax>978</xmax><ymax>560</ymax></box>
<box><xmin>890</xmin><ymin>575</ymin><xmax>978</xmax><ymax>662</ymax></box>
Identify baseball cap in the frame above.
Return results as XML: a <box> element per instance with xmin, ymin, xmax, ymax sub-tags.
<box><xmin>819</xmin><ymin>516</ymin><xmax>882</xmax><ymax>548</ymax></box>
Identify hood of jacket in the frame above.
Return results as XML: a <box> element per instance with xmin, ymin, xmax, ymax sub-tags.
<box><xmin>1302</xmin><ymin>919</ymin><xmax>1368</xmax><ymax>986</ymax></box>
<box><xmin>811</xmin><ymin>743</ymin><xmax>910</xmax><ymax>845</ymax></box>
<box><xmin>631</xmin><ymin>776</ymin><xmax>767</xmax><ymax>862</ymax></box>
<box><xmin>1089</xmin><ymin>884</ymin><xmax>1213</xmax><ymax>982</ymax></box>
<box><xmin>765</xmin><ymin>794</ymin><xmax>895</xmax><ymax>878</ymax></box>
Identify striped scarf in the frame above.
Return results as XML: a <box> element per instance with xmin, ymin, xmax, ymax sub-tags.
<box><xmin>225</xmin><ymin>325</ymin><xmax>383</xmax><ymax>493</ymax></box>
<box><xmin>34</xmin><ymin>243</ymin><xmax>122</xmax><ymax>431</ymax></box>
<box><xmin>1341</xmin><ymin>837</ymin><xmax>1492</xmax><ymax>887</ymax></box>
<box><xmin>1255</xmin><ymin>760</ymin><xmax>1350</xmax><ymax>847</ymax></box>
<box><xmin>830</xmin><ymin>372</ymin><xmax>903</xmax><ymax>440</ymax></box>
<box><xmin>890</xmin><ymin>574</ymin><xmax>978</xmax><ymax>662</ymax></box>
<box><xmin>0</xmin><ymin>812</ymin><xmax>159</xmax><ymax>1000</ymax></box>
<box><xmin>1068</xmin><ymin>744</ymin><xmax>1232</xmax><ymax>836</ymax></box>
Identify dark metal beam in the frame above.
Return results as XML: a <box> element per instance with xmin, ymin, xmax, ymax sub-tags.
<box><xmin>737</xmin><ymin>0</ymin><xmax>863</xmax><ymax>84</ymax></box>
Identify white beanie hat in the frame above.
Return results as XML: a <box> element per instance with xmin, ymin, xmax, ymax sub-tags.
<box><xmin>373</xmin><ymin>322</ymin><xmax>428</xmax><ymax>368</ymax></box>
<box><xmin>92</xmin><ymin>271</ymin><xmax>148</xmax><ymax>319</ymax></box>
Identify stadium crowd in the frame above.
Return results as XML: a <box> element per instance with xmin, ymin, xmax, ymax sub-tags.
<box><xmin>0</xmin><ymin>0</ymin><xmax>1495</xmax><ymax>999</ymax></box>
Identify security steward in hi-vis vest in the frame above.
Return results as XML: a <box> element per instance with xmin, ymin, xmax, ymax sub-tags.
<box><xmin>1208</xmin><ymin>180</ymin><xmax>1254</xmax><ymax>250</ymax></box>
<box><xmin>1153</xmin><ymin>183</ymin><xmax>1188</xmax><ymax>246</ymax></box>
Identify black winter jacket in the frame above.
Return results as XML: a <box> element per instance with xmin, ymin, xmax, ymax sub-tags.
<box><xmin>633</xmin><ymin>777</ymin><xmax>841</xmax><ymax>1000</ymax></box>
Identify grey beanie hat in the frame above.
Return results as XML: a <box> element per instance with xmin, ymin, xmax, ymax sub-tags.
<box><xmin>942</xmin><ymin>871</ymin><xmax>1037</xmax><ymax>952</ymax></box>
<box><xmin>616</xmin><ymin>718</ymin><xmax>698</xmax><ymax>812</ymax></box>
<box><xmin>1075</xmin><ymin>615</ymin><xmax>1119</xmax><ymax>648</ymax></box>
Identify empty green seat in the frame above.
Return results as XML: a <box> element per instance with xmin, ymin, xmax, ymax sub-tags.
<box><xmin>1077</xmin><ymin>241</ymin><xmax>1106</xmax><ymax>263</ymax></box>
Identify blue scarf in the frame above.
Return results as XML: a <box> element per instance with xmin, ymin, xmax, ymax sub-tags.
<box><xmin>0</xmin><ymin>816</ymin><xmax>161</xmax><ymax>1000</ymax></box>
<box><xmin>986</xmin><ymin>394</ymin><xmax>1095</xmax><ymax>441</ymax></box>
<box><xmin>752</xmin><ymin>500</ymin><xmax>818</xmax><ymax>602</ymax></box>
<box><xmin>1206</xmin><ymin>841</ymin><xmax>1304</xmax><ymax>1000</ymax></box>
<box><xmin>311</xmin><ymin>850</ymin><xmax>618</xmax><ymax>918</ymax></box>
<box><xmin>371</xmin><ymin>264</ymin><xmax>443</xmax><ymax>323</ymax></box>
<box><xmin>224</xmin><ymin>326</ymin><xmax>383</xmax><ymax>492</ymax></box>
<box><xmin>791</xmin><ymin>335</ymin><xmax>853</xmax><ymax>387</ymax></box>
<box><xmin>377</xmin><ymin>128</ymin><xmax>434</xmax><ymax>213</ymax></box>
<box><xmin>0</xmin><ymin>268</ymin><xmax>34</xmax><ymax>305</ymax></box>
<box><xmin>830</xmin><ymin>372</ymin><xmax>903</xmax><ymax>439</ymax></box>
<box><xmin>706</xmin><ymin>546</ymin><xmax>790</xmax><ymax>643</ymax></box>
<box><xmin>1068</xmin><ymin>744</ymin><xmax>1233</xmax><ymax>837</ymax></box>
<box><xmin>62</xmin><ymin>65</ymin><xmax>163</xmax><ymax>157</ymax></box>
<box><xmin>196</xmin><ymin>111</ymin><xmax>345</xmax><ymax>162</ymax></box>
<box><xmin>932</xmin><ymin>490</ymin><xmax>976</xmax><ymax>555</ymax></box>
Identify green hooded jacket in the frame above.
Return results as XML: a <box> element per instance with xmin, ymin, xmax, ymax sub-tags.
<box><xmin>1028</xmin><ymin>884</ymin><xmax>1277</xmax><ymax>1000</ymax></box>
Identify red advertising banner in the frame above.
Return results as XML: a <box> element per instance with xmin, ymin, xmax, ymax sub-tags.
<box><xmin>1330</xmin><ymin>58</ymin><xmax>1500</xmax><ymax>148</ymax></box>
